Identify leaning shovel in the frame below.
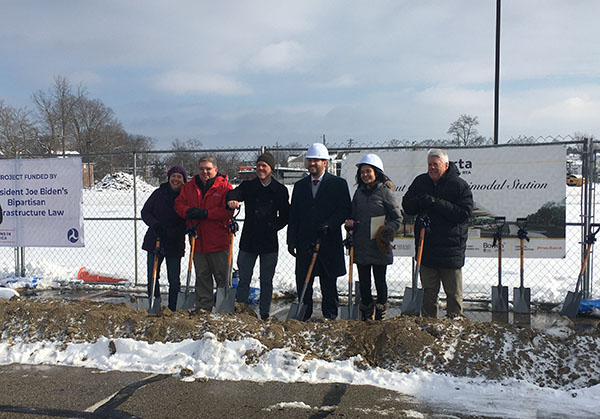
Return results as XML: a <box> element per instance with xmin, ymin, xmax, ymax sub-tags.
<box><xmin>513</xmin><ymin>218</ymin><xmax>531</xmax><ymax>314</ymax></box>
<box><xmin>287</xmin><ymin>241</ymin><xmax>320</xmax><ymax>320</ymax></box>
<box><xmin>340</xmin><ymin>230</ymin><xmax>359</xmax><ymax>320</ymax></box>
<box><xmin>560</xmin><ymin>226</ymin><xmax>600</xmax><ymax>318</ymax></box>
<box><xmin>214</xmin><ymin>216</ymin><xmax>239</xmax><ymax>313</ymax></box>
<box><xmin>491</xmin><ymin>217</ymin><xmax>509</xmax><ymax>313</ymax></box>
<box><xmin>177</xmin><ymin>227</ymin><xmax>197</xmax><ymax>310</ymax></box>
<box><xmin>401</xmin><ymin>218</ymin><xmax>427</xmax><ymax>316</ymax></box>
<box><xmin>148</xmin><ymin>239</ymin><xmax>161</xmax><ymax>314</ymax></box>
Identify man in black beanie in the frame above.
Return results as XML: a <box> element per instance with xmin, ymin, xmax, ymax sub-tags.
<box><xmin>226</xmin><ymin>152</ymin><xmax>289</xmax><ymax>320</ymax></box>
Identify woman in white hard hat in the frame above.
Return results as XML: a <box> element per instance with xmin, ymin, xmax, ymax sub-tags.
<box><xmin>345</xmin><ymin>154</ymin><xmax>402</xmax><ymax>320</ymax></box>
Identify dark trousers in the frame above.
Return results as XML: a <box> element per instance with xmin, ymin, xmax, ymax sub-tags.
<box><xmin>357</xmin><ymin>264</ymin><xmax>387</xmax><ymax>306</ymax></box>
<box><xmin>236</xmin><ymin>250</ymin><xmax>278</xmax><ymax>316</ymax></box>
<box><xmin>295</xmin><ymin>259</ymin><xmax>339</xmax><ymax>320</ymax></box>
<box><xmin>146</xmin><ymin>251</ymin><xmax>182</xmax><ymax>311</ymax></box>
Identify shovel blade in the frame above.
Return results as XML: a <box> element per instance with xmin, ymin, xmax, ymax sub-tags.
<box><xmin>513</xmin><ymin>286</ymin><xmax>531</xmax><ymax>314</ymax></box>
<box><xmin>340</xmin><ymin>304</ymin><xmax>359</xmax><ymax>320</ymax></box>
<box><xmin>401</xmin><ymin>286</ymin><xmax>423</xmax><ymax>316</ymax></box>
<box><xmin>286</xmin><ymin>302</ymin><xmax>307</xmax><ymax>321</ymax></box>
<box><xmin>560</xmin><ymin>291</ymin><xmax>583</xmax><ymax>318</ymax></box>
<box><xmin>491</xmin><ymin>285</ymin><xmax>509</xmax><ymax>312</ymax></box>
<box><xmin>146</xmin><ymin>296</ymin><xmax>162</xmax><ymax>315</ymax></box>
<box><xmin>214</xmin><ymin>287</ymin><xmax>236</xmax><ymax>313</ymax></box>
<box><xmin>176</xmin><ymin>292</ymin><xmax>196</xmax><ymax>310</ymax></box>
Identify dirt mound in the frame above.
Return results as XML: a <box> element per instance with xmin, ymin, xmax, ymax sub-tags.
<box><xmin>1</xmin><ymin>298</ymin><xmax>599</xmax><ymax>390</ymax></box>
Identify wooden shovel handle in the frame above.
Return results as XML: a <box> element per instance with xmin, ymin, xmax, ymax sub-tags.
<box><xmin>304</xmin><ymin>243</ymin><xmax>321</xmax><ymax>285</ymax></box>
<box><xmin>187</xmin><ymin>235</ymin><xmax>195</xmax><ymax>272</ymax></box>
<box><xmin>152</xmin><ymin>239</ymin><xmax>161</xmax><ymax>280</ymax></box>
<box><xmin>415</xmin><ymin>227</ymin><xmax>426</xmax><ymax>265</ymax></box>
<box><xmin>348</xmin><ymin>246</ymin><xmax>354</xmax><ymax>285</ymax></box>
<box><xmin>580</xmin><ymin>241</ymin><xmax>593</xmax><ymax>276</ymax></box>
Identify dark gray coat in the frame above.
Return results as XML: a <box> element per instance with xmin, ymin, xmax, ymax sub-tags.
<box><xmin>351</xmin><ymin>182</ymin><xmax>402</xmax><ymax>266</ymax></box>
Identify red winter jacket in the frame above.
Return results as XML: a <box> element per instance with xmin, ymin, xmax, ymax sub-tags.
<box><xmin>174</xmin><ymin>173</ymin><xmax>233</xmax><ymax>253</ymax></box>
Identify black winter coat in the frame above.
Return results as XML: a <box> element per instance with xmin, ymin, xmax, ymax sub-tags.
<box><xmin>288</xmin><ymin>172</ymin><xmax>351</xmax><ymax>278</ymax></box>
<box><xmin>141</xmin><ymin>183</ymin><xmax>187</xmax><ymax>257</ymax></box>
<box><xmin>402</xmin><ymin>162</ymin><xmax>473</xmax><ymax>269</ymax></box>
<box><xmin>226</xmin><ymin>177</ymin><xmax>290</xmax><ymax>254</ymax></box>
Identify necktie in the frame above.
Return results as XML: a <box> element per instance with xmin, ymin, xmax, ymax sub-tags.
<box><xmin>313</xmin><ymin>179</ymin><xmax>319</xmax><ymax>186</ymax></box>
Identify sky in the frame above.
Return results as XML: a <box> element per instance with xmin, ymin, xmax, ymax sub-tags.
<box><xmin>1</xmin><ymin>1</ymin><xmax>600</xmax><ymax>149</ymax></box>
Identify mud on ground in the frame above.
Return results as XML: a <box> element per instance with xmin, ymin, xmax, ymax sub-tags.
<box><xmin>1</xmin><ymin>298</ymin><xmax>599</xmax><ymax>390</ymax></box>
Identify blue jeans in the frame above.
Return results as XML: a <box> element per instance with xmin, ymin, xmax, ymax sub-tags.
<box><xmin>236</xmin><ymin>250</ymin><xmax>277</xmax><ymax>317</ymax></box>
<box><xmin>147</xmin><ymin>251</ymin><xmax>182</xmax><ymax>312</ymax></box>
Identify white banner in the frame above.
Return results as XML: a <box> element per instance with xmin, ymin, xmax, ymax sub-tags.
<box><xmin>0</xmin><ymin>157</ymin><xmax>84</xmax><ymax>247</ymax></box>
<box><xmin>342</xmin><ymin>145</ymin><xmax>566</xmax><ymax>258</ymax></box>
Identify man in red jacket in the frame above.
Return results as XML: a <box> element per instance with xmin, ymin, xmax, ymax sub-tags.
<box><xmin>175</xmin><ymin>156</ymin><xmax>233</xmax><ymax>312</ymax></box>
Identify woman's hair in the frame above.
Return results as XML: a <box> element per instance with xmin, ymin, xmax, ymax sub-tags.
<box><xmin>355</xmin><ymin>164</ymin><xmax>388</xmax><ymax>186</ymax></box>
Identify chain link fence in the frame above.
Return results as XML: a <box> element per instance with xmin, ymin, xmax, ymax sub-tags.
<box><xmin>2</xmin><ymin>136</ymin><xmax>598</xmax><ymax>305</ymax></box>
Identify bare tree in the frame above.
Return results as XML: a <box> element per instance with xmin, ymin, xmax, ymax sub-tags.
<box><xmin>32</xmin><ymin>75</ymin><xmax>86</xmax><ymax>154</ymax></box>
<box><xmin>447</xmin><ymin>114</ymin><xmax>488</xmax><ymax>146</ymax></box>
<box><xmin>0</xmin><ymin>101</ymin><xmax>38</xmax><ymax>154</ymax></box>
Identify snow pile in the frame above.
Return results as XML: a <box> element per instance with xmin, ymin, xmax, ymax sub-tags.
<box><xmin>93</xmin><ymin>172</ymin><xmax>155</xmax><ymax>194</ymax></box>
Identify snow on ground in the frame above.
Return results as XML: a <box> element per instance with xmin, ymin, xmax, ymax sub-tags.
<box><xmin>0</xmin><ymin>331</ymin><xmax>598</xmax><ymax>418</ymax></box>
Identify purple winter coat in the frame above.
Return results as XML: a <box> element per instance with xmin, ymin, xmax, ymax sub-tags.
<box><xmin>141</xmin><ymin>183</ymin><xmax>187</xmax><ymax>257</ymax></box>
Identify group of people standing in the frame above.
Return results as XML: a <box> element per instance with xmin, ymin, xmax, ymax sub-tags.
<box><xmin>141</xmin><ymin>144</ymin><xmax>473</xmax><ymax>321</ymax></box>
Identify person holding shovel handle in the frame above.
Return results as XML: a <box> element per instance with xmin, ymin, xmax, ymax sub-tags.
<box><xmin>287</xmin><ymin>143</ymin><xmax>351</xmax><ymax>320</ymax></box>
<box><xmin>344</xmin><ymin>154</ymin><xmax>402</xmax><ymax>321</ymax></box>
<box><xmin>226</xmin><ymin>152</ymin><xmax>290</xmax><ymax>320</ymax></box>
<box><xmin>402</xmin><ymin>149</ymin><xmax>473</xmax><ymax>318</ymax></box>
<box><xmin>141</xmin><ymin>165</ymin><xmax>188</xmax><ymax>312</ymax></box>
<box><xmin>175</xmin><ymin>156</ymin><xmax>233</xmax><ymax>313</ymax></box>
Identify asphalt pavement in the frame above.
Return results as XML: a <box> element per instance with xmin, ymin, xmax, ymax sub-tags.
<box><xmin>0</xmin><ymin>364</ymin><xmax>483</xmax><ymax>418</ymax></box>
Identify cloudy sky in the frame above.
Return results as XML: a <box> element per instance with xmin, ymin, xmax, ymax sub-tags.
<box><xmin>1</xmin><ymin>0</ymin><xmax>599</xmax><ymax>149</ymax></box>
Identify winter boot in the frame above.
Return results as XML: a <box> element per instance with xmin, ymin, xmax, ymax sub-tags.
<box><xmin>375</xmin><ymin>303</ymin><xmax>388</xmax><ymax>320</ymax></box>
<box><xmin>359</xmin><ymin>302</ymin><xmax>375</xmax><ymax>321</ymax></box>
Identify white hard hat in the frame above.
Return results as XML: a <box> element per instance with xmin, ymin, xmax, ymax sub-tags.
<box><xmin>306</xmin><ymin>143</ymin><xmax>330</xmax><ymax>160</ymax></box>
<box><xmin>356</xmin><ymin>153</ymin><xmax>384</xmax><ymax>173</ymax></box>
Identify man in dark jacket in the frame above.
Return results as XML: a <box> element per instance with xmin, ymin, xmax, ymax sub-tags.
<box><xmin>402</xmin><ymin>149</ymin><xmax>473</xmax><ymax>318</ymax></box>
<box><xmin>287</xmin><ymin>143</ymin><xmax>351</xmax><ymax>320</ymax></box>
<box><xmin>141</xmin><ymin>165</ymin><xmax>188</xmax><ymax>311</ymax></box>
<box><xmin>226</xmin><ymin>152</ymin><xmax>290</xmax><ymax>320</ymax></box>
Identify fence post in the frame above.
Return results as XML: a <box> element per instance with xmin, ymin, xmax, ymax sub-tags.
<box><xmin>133</xmin><ymin>151</ymin><xmax>139</xmax><ymax>286</ymax></box>
<box><xmin>582</xmin><ymin>137</ymin><xmax>595</xmax><ymax>298</ymax></box>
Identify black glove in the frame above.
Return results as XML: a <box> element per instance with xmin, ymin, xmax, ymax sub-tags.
<box><xmin>186</xmin><ymin>208</ymin><xmax>208</xmax><ymax>220</ymax></box>
<box><xmin>418</xmin><ymin>193</ymin><xmax>437</xmax><ymax>211</ymax></box>
<box><xmin>153</xmin><ymin>223</ymin><xmax>166</xmax><ymax>239</ymax></box>
<box><xmin>288</xmin><ymin>245</ymin><xmax>297</xmax><ymax>257</ymax></box>
<box><xmin>316</xmin><ymin>223</ymin><xmax>329</xmax><ymax>237</ymax></box>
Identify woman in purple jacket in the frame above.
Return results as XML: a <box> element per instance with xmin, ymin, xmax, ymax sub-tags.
<box><xmin>142</xmin><ymin>166</ymin><xmax>188</xmax><ymax>311</ymax></box>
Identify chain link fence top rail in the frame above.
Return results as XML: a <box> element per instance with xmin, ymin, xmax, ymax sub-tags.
<box><xmin>1</xmin><ymin>137</ymin><xmax>598</xmax><ymax>305</ymax></box>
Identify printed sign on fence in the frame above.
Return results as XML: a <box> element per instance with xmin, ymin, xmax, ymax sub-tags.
<box><xmin>0</xmin><ymin>157</ymin><xmax>84</xmax><ymax>247</ymax></box>
<box><xmin>342</xmin><ymin>145</ymin><xmax>566</xmax><ymax>258</ymax></box>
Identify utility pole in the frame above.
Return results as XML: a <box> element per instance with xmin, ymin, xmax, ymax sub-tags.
<box><xmin>493</xmin><ymin>0</ymin><xmax>501</xmax><ymax>145</ymax></box>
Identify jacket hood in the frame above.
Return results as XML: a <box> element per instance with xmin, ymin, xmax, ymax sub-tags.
<box><xmin>442</xmin><ymin>162</ymin><xmax>461</xmax><ymax>181</ymax></box>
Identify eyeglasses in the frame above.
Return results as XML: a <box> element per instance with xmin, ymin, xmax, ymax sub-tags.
<box><xmin>198</xmin><ymin>167</ymin><xmax>215</xmax><ymax>172</ymax></box>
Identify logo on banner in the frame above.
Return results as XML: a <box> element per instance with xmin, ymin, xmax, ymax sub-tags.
<box><xmin>67</xmin><ymin>228</ymin><xmax>79</xmax><ymax>243</ymax></box>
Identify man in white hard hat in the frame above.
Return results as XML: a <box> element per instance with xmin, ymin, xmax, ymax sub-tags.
<box><xmin>287</xmin><ymin>143</ymin><xmax>351</xmax><ymax>320</ymax></box>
